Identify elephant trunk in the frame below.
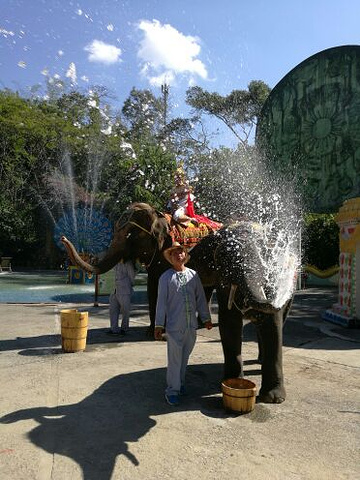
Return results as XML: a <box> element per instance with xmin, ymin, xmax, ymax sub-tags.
<box><xmin>227</xmin><ymin>281</ymin><xmax>282</xmax><ymax>316</ymax></box>
<box><xmin>61</xmin><ymin>236</ymin><xmax>121</xmax><ymax>275</ymax></box>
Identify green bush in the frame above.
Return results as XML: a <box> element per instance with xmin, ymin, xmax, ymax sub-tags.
<box><xmin>302</xmin><ymin>214</ymin><xmax>339</xmax><ymax>270</ymax></box>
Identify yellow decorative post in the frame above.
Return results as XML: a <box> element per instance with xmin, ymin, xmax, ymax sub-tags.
<box><xmin>323</xmin><ymin>197</ymin><xmax>360</xmax><ymax>327</ymax></box>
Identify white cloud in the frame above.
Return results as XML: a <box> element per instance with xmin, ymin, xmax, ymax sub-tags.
<box><xmin>146</xmin><ymin>70</ymin><xmax>175</xmax><ymax>88</ymax></box>
<box><xmin>137</xmin><ymin>19</ymin><xmax>208</xmax><ymax>85</ymax></box>
<box><xmin>84</xmin><ymin>40</ymin><xmax>122</xmax><ymax>65</ymax></box>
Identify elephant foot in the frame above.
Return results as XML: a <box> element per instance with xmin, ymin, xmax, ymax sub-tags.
<box><xmin>258</xmin><ymin>386</ymin><xmax>286</xmax><ymax>404</ymax></box>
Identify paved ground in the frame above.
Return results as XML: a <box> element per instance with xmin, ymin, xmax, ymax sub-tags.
<box><xmin>0</xmin><ymin>287</ymin><xmax>359</xmax><ymax>480</ymax></box>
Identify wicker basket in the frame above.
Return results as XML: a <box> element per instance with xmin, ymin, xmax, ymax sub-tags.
<box><xmin>221</xmin><ymin>378</ymin><xmax>257</xmax><ymax>413</ymax></box>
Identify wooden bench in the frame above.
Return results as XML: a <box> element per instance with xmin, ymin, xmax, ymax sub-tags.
<box><xmin>0</xmin><ymin>257</ymin><xmax>12</xmax><ymax>272</ymax></box>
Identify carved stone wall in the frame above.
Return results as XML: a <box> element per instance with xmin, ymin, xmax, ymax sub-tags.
<box><xmin>257</xmin><ymin>45</ymin><xmax>360</xmax><ymax>213</ymax></box>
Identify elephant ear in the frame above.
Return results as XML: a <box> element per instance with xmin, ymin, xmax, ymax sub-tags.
<box><xmin>115</xmin><ymin>207</ymin><xmax>134</xmax><ymax>231</ymax></box>
<box><xmin>151</xmin><ymin>215</ymin><xmax>171</xmax><ymax>250</ymax></box>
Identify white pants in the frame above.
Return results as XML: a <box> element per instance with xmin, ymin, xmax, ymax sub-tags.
<box><xmin>166</xmin><ymin>328</ymin><xmax>196</xmax><ymax>396</ymax></box>
<box><xmin>109</xmin><ymin>290</ymin><xmax>132</xmax><ymax>332</ymax></box>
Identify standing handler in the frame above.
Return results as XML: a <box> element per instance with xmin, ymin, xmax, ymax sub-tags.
<box><xmin>155</xmin><ymin>242</ymin><xmax>213</xmax><ymax>406</ymax></box>
<box><xmin>108</xmin><ymin>260</ymin><xmax>136</xmax><ymax>335</ymax></box>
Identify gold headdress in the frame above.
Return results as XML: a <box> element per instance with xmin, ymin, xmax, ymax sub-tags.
<box><xmin>174</xmin><ymin>162</ymin><xmax>187</xmax><ymax>187</ymax></box>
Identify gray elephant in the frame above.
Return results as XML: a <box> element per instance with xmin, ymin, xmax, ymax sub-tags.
<box><xmin>61</xmin><ymin>202</ymin><xmax>299</xmax><ymax>403</ymax></box>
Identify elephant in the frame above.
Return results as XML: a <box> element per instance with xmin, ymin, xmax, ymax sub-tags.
<box><xmin>61</xmin><ymin>202</ymin><xmax>299</xmax><ymax>403</ymax></box>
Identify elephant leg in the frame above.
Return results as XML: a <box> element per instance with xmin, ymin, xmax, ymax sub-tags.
<box><xmin>256</xmin><ymin>329</ymin><xmax>263</xmax><ymax>364</ymax></box>
<box><xmin>197</xmin><ymin>286</ymin><xmax>214</xmax><ymax>328</ymax></box>
<box><xmin>204</xmin><ymin>286</ymin><xmax>214</xmax><ymax>304</ymax></box>
<box><xmin>255</xmin><ymin>309</ymin><xmax>285</xmax><ymax>403</ymax></box>
<box><xmin>217</xmin><ymin>287</ymin><xmax>244</xmax><ymax>380</ymax></box>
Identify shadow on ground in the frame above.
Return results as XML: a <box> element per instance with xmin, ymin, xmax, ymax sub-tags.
<box><xmin>1</xmin><ymin>314</ymin><xmax>359</xmax><ymax>357</ymax></box>
<box><xmin>0</xmin><ymin>326</ymin><xmax>154</xmax><ymax>355</ymax></box>
<box><xmin>0</xmin><ymin>363</ymin><xmax>268</xmax><ymax>480</ymax></box>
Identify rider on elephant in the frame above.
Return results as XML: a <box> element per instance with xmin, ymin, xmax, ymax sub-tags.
<box><xmin>167</xmin><ymin>163</ymin><xmax>221</xmax><ymax>230</ymax></box>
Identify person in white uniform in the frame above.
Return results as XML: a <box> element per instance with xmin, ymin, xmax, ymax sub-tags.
<box><xmin>154</xmin><ymin>242</ymin><xmax>213</xmax><ymax>406</ymax></box>
<box><xmin>108</xmin><ymin>260</ymin><xmax>136</xmax><ymax>335</ymax></box>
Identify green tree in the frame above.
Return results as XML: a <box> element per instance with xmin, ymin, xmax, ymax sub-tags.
<box><xmin>118</xmin><ymin>87</ymin><xmax>179</xmax><ymax>211</ymax></box>
<box><xmin>2</xmin><ymin>81</ymin><xmax>279</xmax><ymax>268</ymax></box>
<box><xmin>163</xmin><ymin>115</ymin><xmax>212</xmax><ymax>166</ymax></box>
<box><xmin>0</xmin><ymin>91</ymin><xmax>67</xmax><ymax>264</ymax></box>
<box><xmin>0</xmin><ymin>88</ymin><xmax>120</xmax><ymax>266</ymax></box>
<box><xmin>303</xmin><ymin>214</ymin><xmax>339</xmax><ymax>270</ymax></box>
<box><xmin>122</xmin><ymin>87</ymin><xmax>165</xmax><ymax>141</ymax></box>
<box><xmin>186</xmin><ymin>80</ymin><xmax>271</xmax><ymax>148</ymax></box>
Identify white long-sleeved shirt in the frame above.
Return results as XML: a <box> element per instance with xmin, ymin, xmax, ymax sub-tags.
<box><xmin>114</xmin><ymin>261</ymin><xmax>135</xmax><ymax>295</ymax></box>
<box><xmin>155</xmin><ymin>267</ymin><xmax>211</xmax><ymax>331</ymax></box>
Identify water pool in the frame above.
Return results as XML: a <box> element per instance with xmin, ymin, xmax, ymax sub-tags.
<box><xmin>0</xmin><ymin>271</ymin><xmax>100</xmax><ymax>303</ymax></box>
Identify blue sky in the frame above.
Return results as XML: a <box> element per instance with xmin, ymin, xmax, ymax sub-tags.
<box><xmin>1</xmin><ymin>0</ymin><xmax>360</xmax><ymax>128</ymax></box>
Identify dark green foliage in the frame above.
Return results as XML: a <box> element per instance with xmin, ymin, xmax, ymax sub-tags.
<box><xmin>0</xmin><ymin>80</ymin><xmax>299</xmax><ymax>270</ymax></box>
<box><xmin>0</xmin><ymin>87</ymin><xmax>178</xmax><ymax>267</ymax></box>
<box><xmin>302</xmin><ymin>214</ymin><xmax>339</xmax><ymax>270</ymax></box>
<box><xmin>122</xmin><ymin>87</ymin><xmax>165</xmax><ymax>139</ymax></box>
<box><xmin>101</xmin><ymin>142</ymin><xmax>176</xmax><ymax>219</ymax></box>
<box><xmin>0</xmin><ymin>91</ymin><xmax>65</xmax><ymax>265</ymax></box>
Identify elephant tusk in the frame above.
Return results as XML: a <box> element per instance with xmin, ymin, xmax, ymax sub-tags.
<box><xmin>228</xmin><ymin>284</ymin><xmax>238</xmax><ymax>310</ymax></box>
<box><xmin>259</xmin><ymin>286</ymin><xmax>267</xmax><ymax>301</ymax></box>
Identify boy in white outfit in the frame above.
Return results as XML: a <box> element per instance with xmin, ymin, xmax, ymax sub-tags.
<box><xmin>108</xmin><ymin>260</ymin><xmax>136</xmax><ymax>335</ymax></box>
<box><xmin>155</xmin><ymin>242</ymin><xmax>213</xmax><ymax>406</ymax></box>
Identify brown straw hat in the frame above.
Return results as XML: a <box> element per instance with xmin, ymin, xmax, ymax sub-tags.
<box><xmin>163</xmin><ymin>242</ymin><xmax>190</xmax><ymax>265</ymax></box>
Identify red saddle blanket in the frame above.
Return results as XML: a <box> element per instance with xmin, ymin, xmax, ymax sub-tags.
<box><xmin>164</xmin><ymin>214</ymin><xmax>222</xmax><ymax>248</ymax></box>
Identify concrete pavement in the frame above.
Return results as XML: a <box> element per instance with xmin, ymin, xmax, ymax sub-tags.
<box><xmin>0</xmin><ymin>287</ymin><xmax>359</xmax><ymax>480</ymax></box>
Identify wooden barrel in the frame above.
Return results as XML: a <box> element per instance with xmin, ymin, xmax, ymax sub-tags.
<box><xmin>60</xmin><ymin>309</ymin><xmax>88</xmax><ymax>353</ymax></box>
<box><xmin>221</xmin><ymin>378</ymin><xmax>257</xmax><ymax>413</ymax></box>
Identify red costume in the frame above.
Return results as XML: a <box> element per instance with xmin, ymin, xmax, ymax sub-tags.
<box><xmin>185</xmin><ymin>193</ymin><xmax>222</xmax><ymax>230</ymax></box>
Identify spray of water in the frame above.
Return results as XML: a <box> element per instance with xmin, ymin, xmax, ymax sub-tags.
<box><xmin>33</xmin><ymin>143</ymin><xmax>111</xmax><ymax>255</ymax></box>
<box><xmin>195</xmin><ymin>146</ymin><xmax>302</xmax><ymax>308</ymax></box>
